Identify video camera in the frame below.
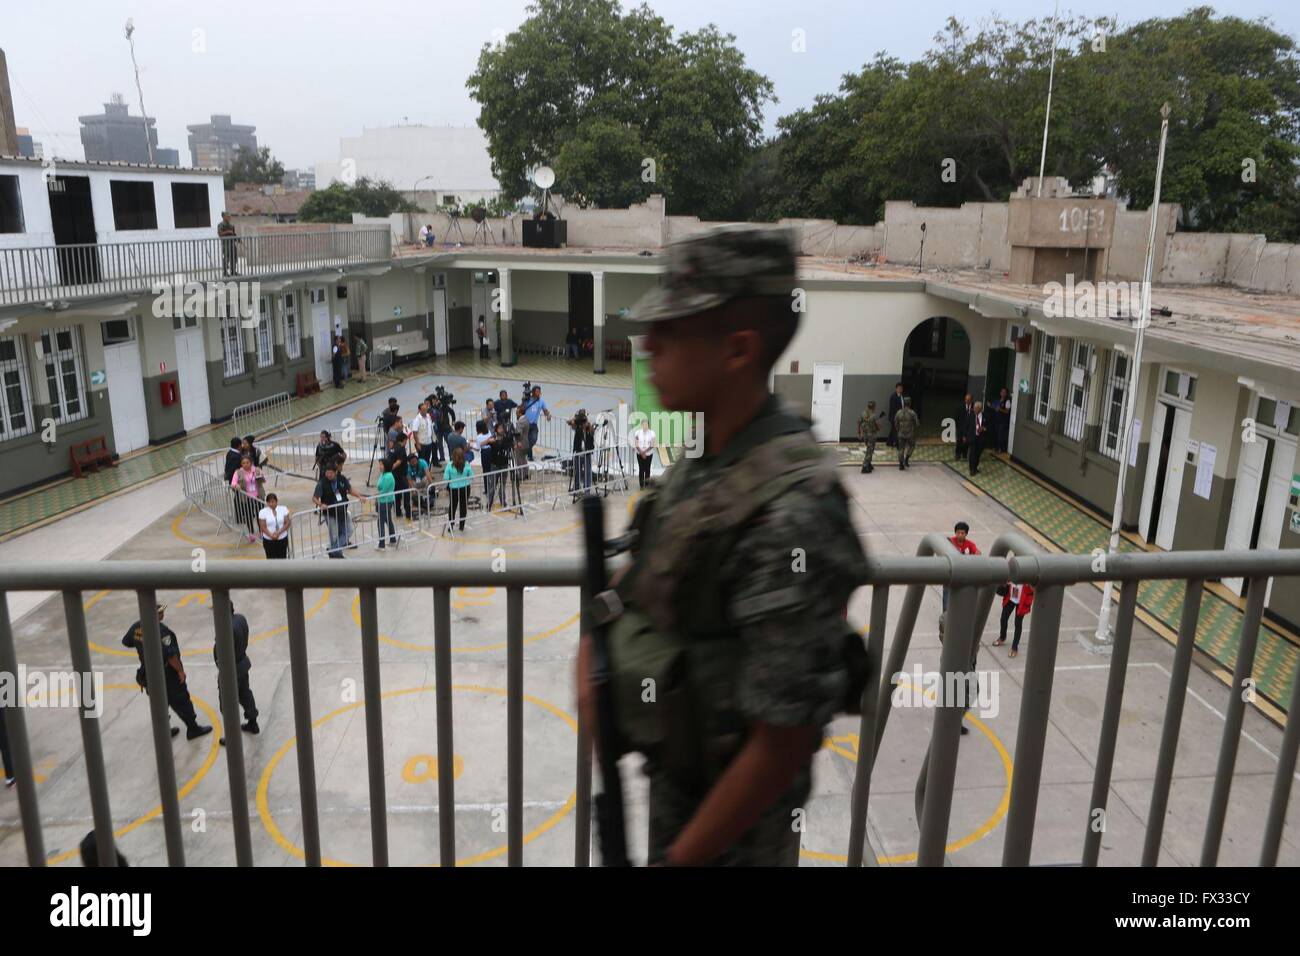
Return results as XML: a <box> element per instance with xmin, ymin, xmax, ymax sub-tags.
<box><xmin>520</xmin><ymin>380</ymin><xmax>534</xmax><ymax>405</ymax></box>
<box><xmin>432</xmin><ymin>384</ymin><xmax>456</xmax><ymax>410</ymax></box>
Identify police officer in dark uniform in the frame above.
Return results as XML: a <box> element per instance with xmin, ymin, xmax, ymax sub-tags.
<box><xmin>217</xmin><ymin>600</ymin><xmax>259</xmax><ymax>746</ymax></box>
<box><xmin>121</xmin><ymin>604</ymin><xmax>212</xmax><ymax>741</ymax></box>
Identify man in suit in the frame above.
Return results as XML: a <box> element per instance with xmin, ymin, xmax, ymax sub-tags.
<box><xmin>955</xmin><ymin>393</ymin><xmax>974</xmax><ymax>460</ymax></box>
<box><xmin>887</xmin><ymin>382</ymin><xmax>906</xmax><ymax>448</ymax></box>
<box><xmin>967</xmin><ymin>401</ymin><xmax>988</xmax><ymax>476</ymax></box>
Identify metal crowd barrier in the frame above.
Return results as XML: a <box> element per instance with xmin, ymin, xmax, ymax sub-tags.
<box><xmin>232</xmin><ymin>392</ymin><xmax>293</xmax><ymax>441</ymax></box>
<box><xmin>0</xmin><ymin>540</ymin><xmax>1296</xmax><ymax>867</ymax></box>
<box><xmin>285</xmin><ymin>446</ymin><xmax>635</xmax><ymax>559</ymax></box>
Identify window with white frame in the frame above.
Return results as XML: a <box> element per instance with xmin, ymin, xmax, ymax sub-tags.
<box><xmin>1033</xmin><ymin>333</ymin><xmax>1058</xmax><ymax>425</ymax></box>
<box><xmin>1062</xmin><ymin>341</ymin><xmax>1094</xmax><ymax>441</ymax></box>
<box><xmin>40</xmin><ymin>327</ymin><xmax>86</xmax><ymax>424</ymax></box>
<box><xmin>283</xmin><ymin>292</ymin><xmax>301</xmax><ymax>359</ymax></box>
<box><xmin>220</xmin><ymin>315</ymin><xmax>245</xmax><ymax>378</ymax></box>
<box><xmin>0</xmin><ymin>335</ymin><xmax>35</xmax><ymax>441</ymax></box>
<box><xmin>256</xmin><ymin>296</ymin><xmax>274</xmax><ymax>368</ymax></box>
<box><xmin>1099</xmin><ymin>350</ymin><xmax>1130</xmax><ymax>459</ymax></box>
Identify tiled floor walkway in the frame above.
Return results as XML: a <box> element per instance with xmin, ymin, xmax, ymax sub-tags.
<box><xmin>841</xmin><ymin>444</ymin><xmax>1298</xmax><ymax>714</ymax></box>
<box><xmin>0</xmin><ymin>373</ymin><xmax>398</xmax><ymax>540</ymax></box>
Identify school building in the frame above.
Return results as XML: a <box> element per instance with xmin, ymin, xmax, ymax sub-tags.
<box><xmin>1</xmin><ymin>158</ymin><xmax>1297</xmax><ymax>628</ymax></box>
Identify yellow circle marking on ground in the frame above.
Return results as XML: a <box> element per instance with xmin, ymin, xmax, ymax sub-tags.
<box><xmin>349</xmin><ymin>593</ymin><xmax>578</xmax><ymax>653</ymax></box>
<box><xmin>402</xmin><ymin>753</ymin><xmax>465</xmax><ymax>783</ymax></box>
<box><xmin>257</xmin><ymin>684</ymin><xmax>577</xmax><ymax>866</ymax></box>
<box><xmin>86</xmin><ymin>590</ymin><xmax>332</xmax><ymax>656</ymax></box>
<box><xmin>47</xmin><ymin>684</ymin><xmax>222</xmax><ymax>865</ymax></box>
<box><xmin>800</xmin><ymin>678</ymin><xmax>1013</xmax><ymax>865</ymax></box>
<box><xmin>420</xmin><ymin>518</ymin><xmax>580</xmax><ymax>546</ymax></box>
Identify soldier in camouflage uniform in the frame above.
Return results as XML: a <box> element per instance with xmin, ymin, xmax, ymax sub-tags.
<box><xmin>858</xmin><ymin>401</ymin><xmax>882</xmax><ymax>473</ymax></box>
<box><xmin>577</xmin><ymin>226</ymin><xmax>866</xmax><ymax>866</ymax></box>
<box><xmin>893</xmin><ymin>396</ymin><xmax>919</xmax><ymax>470</ymax></box>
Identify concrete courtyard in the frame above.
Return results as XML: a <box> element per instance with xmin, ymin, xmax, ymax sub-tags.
<box><xmin>0</xmin><ymin>373</ymin><xmax>1295</xmax><ymax>867</ymax></box>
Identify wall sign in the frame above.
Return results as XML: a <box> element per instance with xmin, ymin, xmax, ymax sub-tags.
<box><xmin>89</xmin><ymin>370</ymin><xmax>106</xmax><ymax>387</ymax></box>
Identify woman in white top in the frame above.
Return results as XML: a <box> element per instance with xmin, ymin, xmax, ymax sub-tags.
<box><xmin>632</xmin><ymin>422</ymin><xmax>657</xmax><ymax>489</ymax></box>
<box><xmin>258</xmin><ymin>492</ymin><xmax>292</xmax><ymax>559</ymax></box>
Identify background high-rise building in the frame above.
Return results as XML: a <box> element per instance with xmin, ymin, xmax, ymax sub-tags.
<box><xmin>187</xmin><ymin>114</ymin><xmax>258</xmax><ymax>170</ymax></box>
<box><xmin>14</xmin><ymin>126</ymin><xmax>42</xmax><ymax>159</ymax></box>
<box><xmin>79</xmin><ymin>94</ymin><xmax>173</xmax><ymax>164</ymax></box>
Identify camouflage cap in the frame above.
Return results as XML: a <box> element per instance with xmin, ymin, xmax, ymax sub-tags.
<box><xmin>627</xmin><ymin>226</ymin><xmax>797</xmax><ymax>324</ymax></box>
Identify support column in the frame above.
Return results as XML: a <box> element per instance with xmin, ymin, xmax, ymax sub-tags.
<box><xmin>592</xmin><ymin>271</ymin><xmax>605</xmax><ymax>375</ymax></box>
<box><xmin>1008</xmin><ymin>344</ymin><xmax>1031</xmax><ymax>457</ymax></box>
<box><xmin>498</xmin><ymin>267</ymin><xmax>514</xmax><ymax>367</ymax></box>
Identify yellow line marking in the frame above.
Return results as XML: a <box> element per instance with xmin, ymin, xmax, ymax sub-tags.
<box><xmin>257</xmin><ymin>684</ymin><xmax>577</xmax><ymax>866</ymax></box>
<box><xmin>962</xmin><ymin>480</ymin><xmax>986</xmax><ymax>498</ymax></box>
<box><xmin>801</xmin><ymin>678</ymin><xmax>1013</xmax><ymax>864</ymax></box>
<box><xmin>349</xmin><ymin>593</ymin><xmax>577</xmax><ymax>653</ymax></box>
<box><xmin>47</xmin><ymin>684</ymin><xmax>222</xmax><ymax>865</ymax></box>
<box><xmin>86</xmin><ymin>589</ymin><xmax>332</xmax><ymax>656</ymax></box>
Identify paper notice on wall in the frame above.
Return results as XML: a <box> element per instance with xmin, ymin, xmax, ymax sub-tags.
<box><xmin>1194</xmin><ymin>442</ymin><xmax>1217</xmax><ymax>499</ymax></box>
<box><xmin>1129</xmin><ymin>418</ymin><xmax>1141</xmax><ymax>466</ymax></box>
<box><xmin>1178</xmin><ymin>372</ymin><xmax>1190</xmax><ymax>398</ymax></box>
<box><xmin>1275</xmin><ymin>400</ymin><xmax>1292</xmax><ymax>431</ymax></box>
<box><xmin>1070</xmin><ymin>366</ymin><xmax>1085</xmax><ymax>387</ymax></box>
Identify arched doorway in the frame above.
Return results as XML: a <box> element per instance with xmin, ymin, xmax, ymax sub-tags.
<box><xmin>901</xmin><ymin>316</ymin><xmax>970</xmax><ymax>435</ymax></box>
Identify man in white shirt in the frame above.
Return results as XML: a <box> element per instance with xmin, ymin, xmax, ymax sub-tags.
<box><xmin>632</xmin><ymin>421</ymin><xmax>657</xmax><ymax>489</ymax></box>
<box><xmin>412</xmin><ymin>400</ymin><xmax>436</xmax><ymax>465</ymax></box>
<box><xmin>418</xmin><ymin>224</ymin><xmax>430</xmax><ymax>247</ymax></box>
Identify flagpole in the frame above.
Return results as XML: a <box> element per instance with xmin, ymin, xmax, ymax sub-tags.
<box><xmin>1088</xmin><ymin>103</ymin><xmax>1172</xmax><ymax>650</ymax></box>
<box><xmin>1036</xmin><ymin>0</ymin><xmax>1061</xmax><ymax>197</ymax></box>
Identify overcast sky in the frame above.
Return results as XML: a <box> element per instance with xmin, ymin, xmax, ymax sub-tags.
<box><xmin>5</xmin><ymin>1</ymin><xmax>1296</xmax><ymax>170</ymax></box>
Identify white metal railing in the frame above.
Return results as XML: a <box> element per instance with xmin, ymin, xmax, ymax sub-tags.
<box><xmin>0</xmin><ymin>227</ymin><xmax>392</xmax><ymax>307</ymax></box>
<box><xmin>232</xmin><ymin>392</ymin><xmax>293</xmax><ymax>441</ymax></box>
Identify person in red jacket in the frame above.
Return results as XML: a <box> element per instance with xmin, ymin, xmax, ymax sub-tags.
<box><xmin>993</xmin><ymin>582</ymin><xmax>1035</xmax><ymax>657</ymax></box>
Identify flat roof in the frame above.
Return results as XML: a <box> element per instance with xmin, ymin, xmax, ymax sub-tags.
<box><xmin>0</xmin><ymin>155</ymin><xmax>222</xmax><ymax>176</ymax></box>
<box><xmin>802</xmin><ymin>259</ymin><xmax>1300</xmax><ymax>387</ymax></box>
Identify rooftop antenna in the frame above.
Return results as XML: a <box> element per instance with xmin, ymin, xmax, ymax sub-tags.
<box><xmin>1035</xmin><ymin>0</ymin><xmax>1061</xmax><ymax>198</ymax></box>
<box><xmin>123</xmin><ymin>18</ymin><xmax>155</xmax><ymax>164</ymax></box>
<box><xmin>533</xmin><ymin>165</ymin><xmax>556</xmax><ymax>217</ymax></box>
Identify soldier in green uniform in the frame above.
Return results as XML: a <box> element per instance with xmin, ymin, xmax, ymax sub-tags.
<box><xmin>858</xmin><ymin>401</ymin><xmax>882</xmax><ymax>473</ymax></box>
<box><xmin>894</xmin><ymin>396</ymin><xmax>919</xmax><ymax>470</ymax></box>
<box><xmin>577</xmin><ymin>226</ymin><xmax>867</xmax><ymax>866</ymax></box>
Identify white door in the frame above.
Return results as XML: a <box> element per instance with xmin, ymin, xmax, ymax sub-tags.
<box><xmin>1155</xmin><ymin>406</ymin><xmax>1192</xmax><ymax>550</ymax></box>
<box><xmin>104</xmin><ymin>333</ymin><xmax>149</xmax><ymax>455</ymax></box>
<box><xmin>811</xmin><ymin>362</ymin><xmax>844</xmax><ymax>443</ymax></box>
<box><xmin>173</xmin><ymin>325</ymin><xmax>211</xmax><ymax>431</ymax></box>
<box><xmin>311</xmin><ymin>290</ymin><xmax>332</xmax><ymax>382</ymax></box>
<box><xmin>1257</xmin><ymin>440</ymin><xmax>1295</xmax><ymax>603</ymax></box>
<box><xmin>1139</xmin><ymin>401</ymin><xmax>1167</xmax><ymax>539</ymax></box>
<box><xmin>1224</xmin><ymin>437</ymin><xmax>1267</xmax><ymax>594</ymax></box>
<box><xmin>432</xmin><ymin>287</ymin><xmax>448</xmax><ymax>356</ymax></box>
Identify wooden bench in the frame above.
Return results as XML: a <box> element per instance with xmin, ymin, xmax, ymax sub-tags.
<box><xmin>70</xmin><ymin>436</ymin><xmax>116</xmax><ymax>479</ymax></box>
<box><xmin>295</xmin><ymin>371</ymin><xmax>322</xmax><ymax>398</ymax></box>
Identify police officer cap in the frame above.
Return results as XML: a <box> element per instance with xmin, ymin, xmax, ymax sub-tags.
<box><xmin>627</xmin><ymin>226</ymin><xmax>797</xmax><ymax>324</ymax></box>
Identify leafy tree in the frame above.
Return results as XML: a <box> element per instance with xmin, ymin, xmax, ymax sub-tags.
<box><xmin>1089</xmin><ymin>7</ymin><xmax>1300</xmax><ymax>237</ymax></box>
<box><xmin>298</xmin><ymin>177</ymin><xmax>417</xmax><ymax>223</ymax></box>
<box><xmin>758</xmin><ymin>7</ymin><xmax>1300</xmax><ymax>241</ymax></box>
<box><xmin>224</xmin><ymin>146</ymin><xmax>285</xmax><ymax>189</ymax></box>
<box><xmin>467</xmin><ymin>0</ymin><xmax>772</xmax><ymax>218</ymax></box>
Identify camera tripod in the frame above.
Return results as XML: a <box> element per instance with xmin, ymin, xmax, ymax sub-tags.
<box><xmin>365</xmin><ymin>414</ymin><xmax>384</xmax><ymax>487</ymax></box>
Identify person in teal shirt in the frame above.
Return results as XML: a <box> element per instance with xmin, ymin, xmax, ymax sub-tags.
<box><xmin>443</xmin><ymin>446</ymin><xmax>474</xmax><ymax>532</ymax></box>
<box><xmin>407</xmin><ymin>452</ymin><xmax>432</xmax><ymax>515</ymax></box>
<box><xmin>376</xmin><ymin>459</ymin><xmax>397</xmax><ymax>548</ymax></box>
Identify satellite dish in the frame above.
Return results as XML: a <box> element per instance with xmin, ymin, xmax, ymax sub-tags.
<box><xmin>532</xmin><ymin>166</ymin><xmax>555</xmax><ymax>189</ymax></box>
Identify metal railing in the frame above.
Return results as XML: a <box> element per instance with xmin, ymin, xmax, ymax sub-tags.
<box><xmin>288</xmin><ymin>447</ymin><xmax>634</xmax><ymax>559</ymax></box>
<box><xmin>6</xmin><ymin>533</ymin><xmax>1295</xmax><ymax>866</ymax></box>
<box><xmin>232</xmin><ymin>392</ymin><xmax>292</xmax><ymax>441</ymax></box>
<box><xmin>0</xmin><ymin>227</ymin><xmax>392</xmax><ymax>307</ymax></box>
